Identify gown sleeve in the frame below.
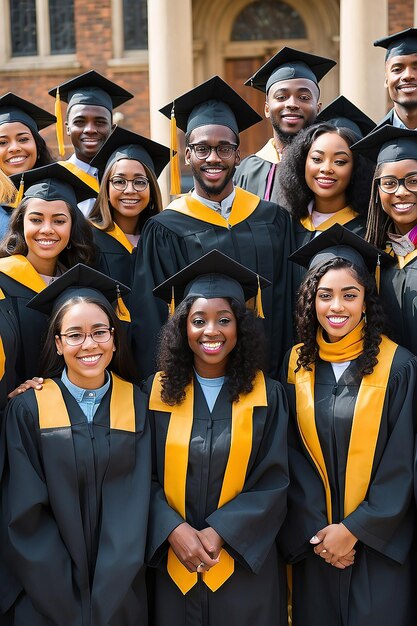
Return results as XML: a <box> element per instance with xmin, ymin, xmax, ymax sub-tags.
<box><xmin>2</xmin><ymin>395</ymin><xmax>82</xmax><ymax>625</ymax></box>
<box><xmin>206</xmin><ymin>380</ymin><xmax>289</xmax><ymax>574</ymax></box>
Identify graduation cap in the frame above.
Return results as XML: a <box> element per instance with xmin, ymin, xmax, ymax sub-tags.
<box><xmin>90</xmin><ymin>126</ymin><xmax>170</xmax><ymax>179</ymax></box>
<box><xmin>0</xmin><ymin>92</ymin><xmax>56</xmax><ymax>133</ymax></box>
<box><xmin>315</xmin><ymin>96</ymin><xmax>376</xmax><ymax>138</ymax></box>
<box><xmin>27</xmin><ymin>263</ymin><xmax>130</xmax><ymax>317</ymax></box>
<box><xmin>48</xmin><ymin>70</ymin><xmax>134</xmax><ymax>158</ymax></box>
<box><xmin>9</xmin><ymin>162</ymin><xmax>98</xmax><ymax>209</ymax></box>
<box><xmin>244</xmin><ymin>46</ymin><xmax>336</xmax><ymax>94</ymax></box>
<box><xmin>350</xmin><ymin>124</ymin><xmax>417</xmax><ymax>164</ymax></box>
<box><xmin>153</xmin><ymin>249</ymin><xmax>271</xmax><ymax>318</ymax></box>
<box><xmin>289</xmin><ymin>223</ymin><xmax>393</xmax><ymax>290</ymax></box>
<box><xmin>374</xmin><ymin>28</ymin><xmax>417</xmax><ymax>61</ymax></box>
<box><xmin>159</xmin><ymin>76</ymin><xmax>262</xmax><ymax>194</ymax></box>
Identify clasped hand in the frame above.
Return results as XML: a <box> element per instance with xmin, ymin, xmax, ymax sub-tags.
<box><xmin>168</xmin><ymin>522</ymin><xmax>224</xmax><ymax>573</ymax></box>
<box><xmin>310</xmin><ymin>523</ymin><xmax>358</xmax><ymax>569</ymax></box>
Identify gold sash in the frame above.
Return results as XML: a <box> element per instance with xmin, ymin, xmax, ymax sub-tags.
<box><xmin>300</xmin><ymin>206</ymin><xmax>359</xmax><ymax>233</ymax></box>
<box><xmin>288</xmin><ymin>336</ymin><xmax>397</xmax><ymax>521</ymax></box>
<box><xmin>149</xmin><ymin>371</ymin><xmax>267</xmax><ymax>594</ymax></box>
<box><xmin>58</xmin><ymin>160</ymin><xmax>100</xmax><ymax>193</ymax></box>
<box><xmin>0</xmin><ymin>288</ymin><xmax>6</xmax><ymax>381</ymax></box>
<box><xmin>167</xmin><ymin>187</ymin><xmax>260</xmax><ymax>228</ymax></box>
<box><xmin>35</xmin><ymin>373</ymin><xmax>135</xmax><ymax>432</ymax></box>
<box><xmin>92</xmin><ymin>222</ymin><xmax>135</xmax><ymax>254</ymax></box>
<box><xmin>0</xmin><ymin>255</ymin><xmax>46</xmax><ymax>292</ymax></box>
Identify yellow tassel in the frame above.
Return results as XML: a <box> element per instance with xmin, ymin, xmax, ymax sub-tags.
<box><xmin>255</xmin><ymin>275</ymin><xmax>265</xmax><ymax>319</ymax></box>
<box><xmin>55</xmin><ymin>87</ymin><xmax>65</xmax><ymax>158</ymax></box>
<box><xmin>116</xmin><ymin>285</ymin><xmax>131</xmax><ymax>322</ymax></box>
<box><xmin>10</xmin><ymin>175</ymin><xmax>24</xmax><ymax>209</ymax></box>
<box><xmin>375</xmin><ymin>254</ymin><xmax>381</xmax><ymax>293</ymax></box>
<box><xmin>170</xmin><ymin>104</ymin><xmax>181</xmax><ymax>196</ymax></box>
<box><xmin>168</xmin><ymin>286</ymin><xmax>175</xmax><ymax>317</ymax></box>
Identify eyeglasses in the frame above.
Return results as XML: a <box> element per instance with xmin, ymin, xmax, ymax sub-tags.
<box><xmin>188</xmin><ymin>144</ymin><xmax>238</xmax><ymax>160</ymax></box>
<box><xmin>109</xmin><ymin>176</ymin><xmax>149</xmax><ymax>192</ymax></box>
<box><xmin>58</xmin><ymin>327</ymin><xmax>114</xmax><ymax>347</ymax></box>
<box><xmin>377</xmin><ymin>174</ymin><xmax>417</xmax><ymax>194</ymax></box>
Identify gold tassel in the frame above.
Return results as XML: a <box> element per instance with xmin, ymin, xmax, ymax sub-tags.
<box><xmin>168</xmin><ymin>286</ymin><xmax>175</xmax><ymax>317</ymax></box>
<box><xmin>116</xmin><ymin>285</ymin><xmax>131</xmax><ymax>322</ymax></box>
<box><xmin>55</xmin><ymin>87</ymin><xmax>65</xmax><ymax>158</ymax></box>
<box><xmin>375</xmin><ymin>253</ymin><xmax>381</xmax><ymax>293</ymax></box>
<box><xmin>10</xmin><ymin>175</ymin><xmax>24</xmax><ymax>209</ymax></box>
<box><xmin>170</xmin><ymin>104</ymin><xmax>181</xmax><ymax>196</ymax></box>
<box><xmin>255</xmin><ymin>275</ymin><xmax>265</xmax><ymax>319</ymax></box>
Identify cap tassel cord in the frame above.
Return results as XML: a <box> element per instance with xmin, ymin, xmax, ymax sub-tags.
<box><xmin>255</xmin><ymin>275</ymin><xmax>265</xmax><ymax>319</ymax></box>
<box><xmin>116</xmin><ymin>285</ymin><xmax>131</xmax><ymax>322</ymax></box>
<box><xmin>168</xmin><ymin>286</ymin><xmax>176</xmax><ymax>317</ymax></box>
<box><xmin>55</xmin><ymin>87</ymin><xmax>65</xmax><ymax>158</ymax></box>
<box><xmin>375</xmin><ymin>254</ymin><xmax>381</xmax><ymax>293</ymax></box>
<box><xmin>11</xmin><ymin>174</ymin><xmax>24</xmax><ymax>209</ymax></box>
<box><xmin>170</xmin><ymin>104</ymin><xmax>181</xmax><ymax>196</ymax></box>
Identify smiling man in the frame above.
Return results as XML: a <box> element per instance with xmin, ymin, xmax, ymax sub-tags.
<box><xmin>130</xmin><ymin>76</ymin><xmax>293</xmax><ymax>379</ymax></box>
<box><xmin>235</xmin><ymin>47</ymin><xmax>336</xmax><ymax>202</ymax></box>
<box><xmin>374</xmin><ymin>28</ymin><xmax>417</xmax><ymax>130</ymax></box>
<box><xmin>49</xmin><ymin>71</ymin><xmax>133</xmax><ymax>215</ymax></box>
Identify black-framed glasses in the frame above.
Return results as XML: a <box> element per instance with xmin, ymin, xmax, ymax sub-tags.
<box><xmin>377</xmin><ymin>174</ymin><xmax>417</xmax><ymax>194</ymax></box>
<box><xmin>58</xmin><ymin>327</ymin><xmax>114</xmax><ymax>347</ymax></box>
<box><xmin>188</xmin><ymin>144</ymin><xmax>238</xmax><ymax>160</ymax></box>
<box><xmin>109</xmin><ymin>176</ymin><xmax>149</xmax><ymax>192</ymax></box>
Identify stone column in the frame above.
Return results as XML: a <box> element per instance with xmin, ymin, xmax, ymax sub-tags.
<box><xmin>339</xmin><ymin>0</ymin><xmax>388</xmax><ymax>122</ymax></box>
<box><xmin>147</xmin><ymin>0</ymin><xmax>194</xmax><ymax>204</ymax></box>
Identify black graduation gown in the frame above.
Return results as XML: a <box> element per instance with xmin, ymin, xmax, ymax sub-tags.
<box><xmin>378</xmin><ymin>253</ymin><xmax>417</xmax><ymax>355</ymax></box>
<box><xmin>2</xmin><ymin>377</ymin><xmax>151</xmax><ymax>626</ymax></box>
<box><xmin>234</xmin><ymin>155</ymin><xmax>275</xmax><ymax>200</ymax></box>
<box><xmin>146</xmin><ymin>375</ymin><xmax>289</xmax><ymax>626</ymax></box>
<box><xmin>279</xmin><ymin>347</ymin><xmax>417</xmax><ymax>626</ymax></box>
<box><xmin>374</xmin><ymin>108</ymin><xmax>395</xmax><ymax>132</ymax></box>
<box><xmin>290</xmin><ymin>214</ymin><xmax>366</xmax><ymax>306</ymax></box>
<box><xmin>130</xmin><ymin>190</ymin><xmax>293</xmax><ymax>379</ymax></box>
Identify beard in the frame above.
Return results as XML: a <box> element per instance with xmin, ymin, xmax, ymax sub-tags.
<box><xmin>272</xmin><ymin>117</ymin><xmax>315</xmax><ymax>147</ymax></box>
<box><xmin>191</xmin><ymin>164</ymin><xmax>236</xmax><ymax>198</ymax></box>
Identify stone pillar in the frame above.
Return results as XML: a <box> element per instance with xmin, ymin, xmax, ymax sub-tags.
<box><xmin>339</xmin><ymin>0</ymin><xmax>388</xmax><ymax>122</ymax></box>
<box><xmin>147</xmin><ymin>0</ymin><xmax>194</xmax><ymax>205</ymax></box>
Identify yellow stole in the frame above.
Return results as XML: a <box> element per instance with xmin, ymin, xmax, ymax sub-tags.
<box><xmin>58</xmin><ymin>160</ymin><xmax>100</xmax><ymax>193</ymax></box>
<box><xmin>287</xmin><ymin>335</ymin><xmax>397</xmax><ymax>522</ymax></box>
<box><xmin>300</xmin><ymin>206</ymin><xmax>359</xmax><ymax>233</ymax></box>
<box><xmin>255</xmin><ymin>138</ymin><xmax>281</xmax><ymax>164</ymax></box>
<box><xmin>92</xmin><ymin>222</ymin><xmax>135</xmax><ymax>254</ymax></box>
<box><xmin>386</xmin><ymin>245</ymin><xmax>417</xmax><ymax>270</ymax></box>
<box><xmin>149</xmin><ymin>371</ymin><xmax>267</xmax><ymax>594</ymax></box>
<box><xmin>166</xmin><ymin>187</ymin><xmax>260</xmax><ymax>228</ymax></box>
<box><xmin>0</xmin><ymin>288</ymin><xmax>6</xmax><ymax>380</ymax></box>
<box><xmin>0</xmin><ymin>255</ymin><xmax>46</xmax><ymax>292</ymax></box>
<box><xmin>35</xmin><ymin>373</ymin><xmax>135</xmax><ymax>432</ymax></box>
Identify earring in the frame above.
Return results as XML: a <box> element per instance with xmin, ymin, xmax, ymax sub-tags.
<box><xmin>66</xmin><ymin>243</ymin><xmax>72</xmax><ymax>250</ymax></box>
<box><xmin>57</xmin><ymin>350</ymin><xmax>62</xmax><ymax>356</ymax></box>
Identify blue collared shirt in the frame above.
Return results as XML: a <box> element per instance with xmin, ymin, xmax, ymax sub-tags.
<box><xmin>61</xmin><ymin>368</ymin><xmax>111</xmax><ymax>423</ymax></box>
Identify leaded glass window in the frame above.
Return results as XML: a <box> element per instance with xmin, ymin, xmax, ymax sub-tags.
<box><xmin>49</xmin><ymin>0</ymin><xmax>75</xmax><ymax>54</ymax></box>
<box><xmin>123</xmin><ymin>0</ymin><xmax>148</xmax><ymax>50</ymax></box>
<box><xmin>10</xmin><ymin>0</ymin><xmax>37</xmax><ymax>56</ymax></box>
<box><xmin>232</xmin><ymin>0</ymin><xmax>307</xmax><ymax>41</ymax></box>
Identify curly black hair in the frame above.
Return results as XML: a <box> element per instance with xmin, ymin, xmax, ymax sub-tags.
<box><xmin>277</xmin><ymin>122</ymin><xmax>375</xmax><ymax>221</ymax></box>
<box><xmin>156</xmin><ymin>296</ymin><xmax>265</xmax><ymax>405</ymax></box>
<box><xmin>295</xmin><ymin>257</ymin><xmax>386</xmax><ymax>377</ymax></box>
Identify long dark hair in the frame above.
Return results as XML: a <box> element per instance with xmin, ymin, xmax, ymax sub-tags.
<box><xmin>0</xmin><ymin>196</ymin><xmax>96</xmax><ymax>266</ymax></box>
<box><xmin>295</xmin><ymin>257</ymin><xmax>386</xmax><ymax>377</ymax></box>
<box><xmin>39</xmin><ymin>295</ymin><xmax>138</xmax><ymax>383</ymax></box>
<box><xmin>89</xmin><ymin>159</ymin><xmax>163</xmax><ymax>235</ymax></box>
<box><xmin>33</xmin><ymin>130</ymin><xmax>55</xmax><ymax>167</ymax></box>
<box><xmin>156</xmin><ymin>296</ymin><xmax>265</xmax><ymax>405</ymax></box>
<box><xmin>278</xmin><ymin>122</ymin><xmax>375</xmax><ymax>220</ymax></box>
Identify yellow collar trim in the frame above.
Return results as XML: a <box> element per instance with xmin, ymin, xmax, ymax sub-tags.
<box><xmin>288</xmin><ymin>336</ymin><xmax>397</xmax><ymax>522</ymax></box>
<box><xmin>149</xmin><ymin>370</ymin><xmax>267</xmax><ymax>594</ymax></box>
<box><xmin>0</xmin><ymin>255</ymin><xmax>46</xmax><ymax>293</ymax></box>
<box><xmin>395</xmin><ymin>248</ymin><xmax>417</xmax><ymax>269</ymax></box>
<box><xmin>58</xmin><ymin>160</ymin><xmax>99</xmax><ymax>192</ymax></box>
<box><xmin>300</xmin><ymin>206</ymin><xmax>359</xmax><ymax>232</ymax></box>
<box><xmin>93</xmin><ymin>221</ymin><xmax>134</xmax><ymax>253</ymax></box>
<box><xmin>255</xmin><ymin>138</ymin><xmax>281</xmax><ymax>164</ymax></box>
<box><xmin>35</xmin><ymin>373</ymin><xmax>135</xmax><ymax>431</ymax></box>
<box><xmin>167</xmin><ymin>187</ymin><xmax>260</xmax><ymax>229</ymax></box>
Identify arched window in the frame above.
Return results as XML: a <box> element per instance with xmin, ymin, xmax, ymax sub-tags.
<box><xmin>231</xmin><ymin>0</ymin><xmax>306</xmax><ymax>41</ymax></box>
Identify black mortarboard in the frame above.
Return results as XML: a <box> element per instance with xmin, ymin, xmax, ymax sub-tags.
<box><xmin>90</xmin><ymin>126</ymin><xmax>170</xmax><ymax>179</ymax></box>
<box><xmin>0</xmin><ymin>92</ymin><xmax>56</xmax><ymax>133</ymax></box>
<box><xmin>244</xmin><ymin>47</ymin><xmax>336</xmax><ymax>94</ymax></box>
<box><xmin>350</xmin><ymin>124</ymin><xmax>417</xmax><ymax>164</ymax></box>
<box><xmin>315</xmin><ymin>96</ymin><xmax>376</xmax><ymax>138</ymax></box>
<box><xmin>289</xmin><ymin>224</ymin><xmax>393</xmax><ymax>273</ymax></box>
<box><xmin>159</xmin><ymin>75</ymin><xmax>262</xmax><ymax>135</ymax></box>
<box><xmin>10</xmin><ymin>163</ymin><xmax>98</xmax><ymax>208</ymax></box>
<box><xmin>27</xmin><ymin>263</ymin><xmax>130</xmax><ymax>316</ymax></box>
<box><xmin>374</xmin><ymin>28</ymin><xmax>417</xmax><ymax>61</ymax></box>
<box><xmin>48</xmin><ymin>70</ymin><xmax>133</xmax><ymax>112</ymax></box>
<box><xmin>154</xmin><ymin>249</ymin><xmax>270</xmax><ymax>317</ymax></box>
